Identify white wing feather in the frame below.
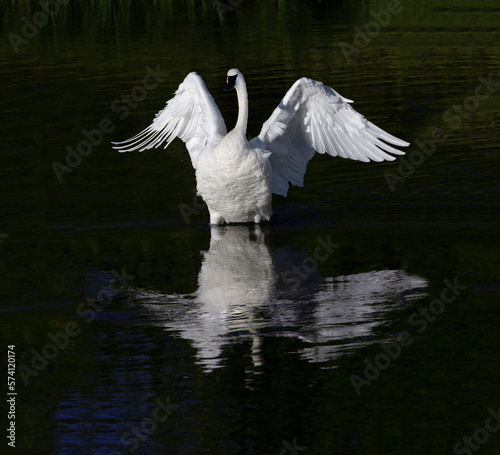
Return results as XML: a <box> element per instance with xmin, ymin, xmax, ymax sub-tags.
<box><xmin>249</xmin><ymin>77</ymin><xmax>409</xmax><ymax>196</ymax></box>
<box><xmin>112</xmin><ymin>72</ymin><xmax>227</xmax><ymax>169</ymax></box>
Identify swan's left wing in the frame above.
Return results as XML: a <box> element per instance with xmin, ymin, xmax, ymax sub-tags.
<box><xmin>249</xmin><ymin>77</ymin><xmax>409</xmax><ymax>196</ymax></box>
<box><xmin>112</xmin><ymin>72</ymin><xmax>227</xmax><ymax>169</ymax></box>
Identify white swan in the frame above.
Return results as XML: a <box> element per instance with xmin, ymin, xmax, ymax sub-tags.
<box><xmin>112</xmin><ymin>69</ymin><xmax>409</xmax><ymax>224</ymax></box>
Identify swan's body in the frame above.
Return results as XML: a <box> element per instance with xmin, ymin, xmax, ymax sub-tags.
<box><xmin>196</xmin><ymin>133</ymin><xmax>272</xmax><ymax>224</ymax></box>
<box><xmin>112</xmin><ymin>69</ymin><xmax>409</xmax><ymax>224</ymax></box>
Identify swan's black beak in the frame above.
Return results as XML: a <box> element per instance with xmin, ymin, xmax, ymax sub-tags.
<box><xmin>224</xmin><ymin>74</ymin><xmax>237</xmax><ymax>91</ymax></box>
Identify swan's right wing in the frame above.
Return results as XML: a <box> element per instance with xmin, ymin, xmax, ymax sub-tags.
<box><xmin>112</xmin><ymin>72</ymin><xmax>227</xmax><ymax>169</ymax></box>
<box><xmin>250</xmin><ymin>77</ymin><xmax>409</xmax><ymax>196</ymax></box>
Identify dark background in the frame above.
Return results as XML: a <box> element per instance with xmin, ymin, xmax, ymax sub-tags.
<box><xmin>1</xmin><ymin>1</ymin><xmax>499</xmax><ymax>454</ymax></box>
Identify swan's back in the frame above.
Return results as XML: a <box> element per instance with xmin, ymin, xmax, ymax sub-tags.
<box><xmin>196</xmin><ymin>134</ymin><xmax>273</xmax><ymax>224</ymax></box>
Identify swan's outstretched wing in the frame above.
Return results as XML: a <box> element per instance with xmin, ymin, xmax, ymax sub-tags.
<box><xmin>249</xmin><ymin>77</ymin><xmax>409</xmax><ymax>196</ymax></box>
<box><xmin>112</xmin><ymin>72</ymin><xmax>227</xmax><ymax>168</ymax></box>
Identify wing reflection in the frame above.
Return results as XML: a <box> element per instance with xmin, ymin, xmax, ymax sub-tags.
<box><xmin>133</xmin><ymin>226</ymin><xmax>427</xmax><ymax>372</ymax></box>
<box><xmin>290</xmin><ymin>269</ymin><xmax>428</xmax><ymax>364</ymax></box>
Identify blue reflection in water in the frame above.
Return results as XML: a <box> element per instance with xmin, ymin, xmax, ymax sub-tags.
<box><xmin>43</xmin><ymin>226</ymin><xmax>427</xmax><ymax>454</ymax></box>
<box><xmin>52</xmin><ymin>334</ymin><xmax>173</xmax><ymax>454</ymax></box>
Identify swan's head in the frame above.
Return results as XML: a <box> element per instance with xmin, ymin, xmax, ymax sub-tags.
<box><xmin>224</xmin><ymin>68</ymin><xmax>243</xmax><ymax>91</ymax></box>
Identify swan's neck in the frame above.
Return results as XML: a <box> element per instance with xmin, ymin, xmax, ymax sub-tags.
<box><xmin>234</xmin><ymin>81</ymin><xmax>248</xmax><ymax>138</ymax></box>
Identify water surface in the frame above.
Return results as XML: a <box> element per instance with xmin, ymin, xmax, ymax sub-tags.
<box><xmin>1</xmin><ymin>1</ymin><xmax>500</xmax><ymax>454</ymax></box>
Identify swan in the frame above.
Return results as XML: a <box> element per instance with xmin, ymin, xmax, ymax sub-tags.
<box><xmin>112</xmin><ymin>69</ymin><xmax>409</xmax><ymax>224</ymax></box>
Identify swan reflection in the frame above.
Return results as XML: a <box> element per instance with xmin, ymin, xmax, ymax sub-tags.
<box><xmin>134</xmin><ymin>226</ymin><xmax>427</xmax><ymax>371</ymax></box>
<box><xmin>197</xmin><ymin>226</ymin><xmax>275</xmax><ymax>310</ymax></box>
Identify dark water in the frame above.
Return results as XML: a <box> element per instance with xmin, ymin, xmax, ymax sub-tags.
<box><xmin>1</xmin><ymin>1</ymin><xmax>500</xmax><ymax>454</ymax></box>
